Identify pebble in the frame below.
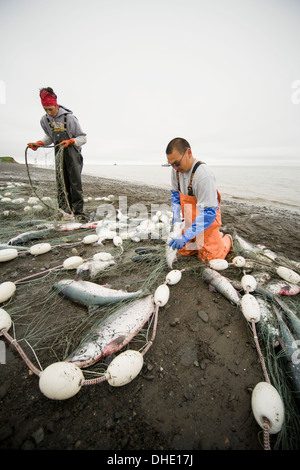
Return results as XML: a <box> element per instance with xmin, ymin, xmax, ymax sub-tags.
<box><xmin>197</xmin><ymin>310</ymin><xmax>209</xmax><ymax>323</ymax></box>
<box><xmin>32</xmin><ymin>427</ymin><xmax>44</xmax><ymax>444</ymax></box>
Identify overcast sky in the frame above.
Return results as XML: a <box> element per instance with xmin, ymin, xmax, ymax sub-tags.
<box><xmin>1</xmin><ymin>0</ymin><xmax>300</xmax><ymax>166</ymax></box>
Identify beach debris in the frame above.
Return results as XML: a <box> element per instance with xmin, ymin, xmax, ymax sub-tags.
<box><xmin>202</xmin><ymin>267</ymin><xmax>241</xmax><ymax>305</ymax></box>
<box><xmin>65</xmin><ymin>294</ymin><xmax>155</xmax><ymax>368</ymax></box>
<box><xmin>53</xmin><ymin>279</ymin><xmax>143</xmax><ymax>308</ymax></box>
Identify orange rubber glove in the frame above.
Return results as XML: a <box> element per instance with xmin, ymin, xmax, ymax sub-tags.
<box><xmin>59</xmin><ymin>138</ymin><xmax>75</xmax><ymax>148</ymax></box>
<box><xmin>27</xmin><ymin>141</ymin><xmax>44</xmax><ymax>151</ymax></box>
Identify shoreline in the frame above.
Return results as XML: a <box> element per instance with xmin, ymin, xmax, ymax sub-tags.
<box><xmin>4</xmin><ymin>162</ymin><xmax>298</xmax><ymax>214</ymax></box>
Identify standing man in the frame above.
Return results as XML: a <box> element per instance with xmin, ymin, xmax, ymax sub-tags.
<box><xmin>28</xmin><ymin>87</ymin><xmax>87</xmax><ymax>221</ymax></box>
<box><xmin>166</xmin><ymin>137</ymin><xmax>232</xmax><ymax>262</ymax></box>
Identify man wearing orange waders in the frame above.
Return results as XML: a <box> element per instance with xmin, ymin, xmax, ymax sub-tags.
<box><xmin>166</xmin><ymin>137</ymin><xmax>232</xmax><ymax>262</ymax></box>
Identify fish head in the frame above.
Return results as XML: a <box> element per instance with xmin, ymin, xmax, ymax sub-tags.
<box><xmin>65</xmin><ymin>340</ymin><xmax>102</xmax><ymax>368</ymax></box>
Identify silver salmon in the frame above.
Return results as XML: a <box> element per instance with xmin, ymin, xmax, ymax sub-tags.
<box><xmin>53</xmin><ymin>279</ymin><xmax>143</xmax><ymax>307</ymax></box>
<box><xmin>65</xmin><ymin>294</ymin><xmax>155</xmax><ymax>368</ymax></box>
<box><xmin>202</xmin><ymin>268</ymin><xmax>241</xmax><ymax>305</ymax></box>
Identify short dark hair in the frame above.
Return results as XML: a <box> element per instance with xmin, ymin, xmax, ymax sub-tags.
<box><xmin>166</xmin><ymin>137</ymin><xmax>191</xmax><ymax>155</ymax></box>
<box><xmin>39</xmin><ymin>87</ymin><xmax>57</xmax><ymax>98</ymax></box>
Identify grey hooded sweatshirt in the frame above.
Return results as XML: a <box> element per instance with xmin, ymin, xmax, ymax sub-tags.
<box><xmin>40</xmin><ymin>106</ymin><xmax>87</xmax><ymax>150</ymax></box>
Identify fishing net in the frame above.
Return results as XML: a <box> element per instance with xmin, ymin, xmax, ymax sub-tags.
<box><xmin>1</xmin><ymin>160</ymin><xmax>300</xmax><ymax>450</ymax></box>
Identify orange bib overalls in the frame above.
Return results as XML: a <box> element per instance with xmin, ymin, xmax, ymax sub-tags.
<box><xmin>177</xmin><ymin>163</ymin><xmax>231</xmax><ymax>262</ymax></box>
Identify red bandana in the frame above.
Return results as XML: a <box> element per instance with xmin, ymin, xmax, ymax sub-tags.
<box><xmin>40</xmin><ymin>90</ymin><xmax>57</xmax><ymax>107</ymax></box>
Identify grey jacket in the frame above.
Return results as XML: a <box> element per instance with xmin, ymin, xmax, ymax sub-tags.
<box><xmin>40</xmin><ymin>106</ymin><xmax>87</xmax><ymax>149</ymax></box>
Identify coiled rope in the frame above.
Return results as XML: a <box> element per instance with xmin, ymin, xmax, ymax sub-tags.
<box><xmin>25</xmin><ymin>145</ymin><xmax>72</xmax><ymax>215</ymax></box>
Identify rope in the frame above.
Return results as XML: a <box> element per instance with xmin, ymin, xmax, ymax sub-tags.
<box><xmin>1</xmin><ymin>328</ymin><xmax>41</xmax><ymax>377</ymax></box>
<box><xmin>251</xmin><ymin>320</ymin><xmax>272</xmax><ymax>450</ymax></box>
<box><xmin>25</xmin><ymin>144</ymin><xmax>72</xmax><ymax>215</ymax></box>
<box><xmin>81</xmin><ymin>376</ymin><xmax>107</xmax><ymax>386</ymax></box>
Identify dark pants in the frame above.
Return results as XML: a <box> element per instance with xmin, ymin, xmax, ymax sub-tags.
<box><xmin>55</xmin><ymin>146</ymin><xmax>84</xmax><ymax>214</ymax></box>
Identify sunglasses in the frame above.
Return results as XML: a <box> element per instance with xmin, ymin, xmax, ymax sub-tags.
<box><xmin>167</xmin><ymin>148</ymin><xmax>188</xmax><ymax>167</ymax></box>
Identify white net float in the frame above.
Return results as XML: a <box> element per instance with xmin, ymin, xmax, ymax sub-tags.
<box><xmin>232</xmin><ymin>256</ymin><xmax>246</xmax><ymax>267</ymax></box>
<box><xmin>208</xmin><ymin>259</ymin><xmax>229</xmax><ymax>271</ymax></box>
<box><xmin>39</xmin><ymin>362</ymin><xmax>84</xmax><ymax>400</ymax></box>
<box><xmin>0</xmin><ymin>248</ymin><xmax>18</xmax><ymax>262</ymax></box>
<box><xmin>106</xmin><ymin>350</ymin><xmax>144</xmax><ymax>387</ymax></box>
<box><xmin>276</xmin><ymin>266</ymin><xmax>300</xmax><ymax>285</ymax></box>
<box><xmin>83</xmin><ymin>234</ymin><xmax>99</xmax><ymax>245</ymax></box>
<box><xmin>113</xmin><ymin>236</ymin><xmax>123</xmax><ymax>247</ymax></box>
<box><xmin>29</xmin><ymin>243</ymin><xmax>51</xmax><ymax>256</ymax></box>
<box><xmin>251</xmin><ymin>382</ymin><xmax>284</xmax><ymax>434</ymax></box>
<box><xmin>154</xmin><ymin>284</ymin><xmax>170</xmax><ymax>306</ymax></box>
<box><xmin>240</xmin><ymin>293</ymin><xmax>261</xmax><ymax>322</ymax></box>
<box><xmin>165</xmin><ymin>270</ymin><xmax>182</xmax><ymax>285</ymax></box>
<box><xmin>93</xmin><ymin>252</ymin><xmax>113</xmax><ymax>261</ymax></box>
<box><xmin>0</xmin><ymin>281</ymin><xmax>16</xmax><ymax>303</ymax></box>
<box><xmin>241</xmin><ymin>274</ymin><xmax>257</xmax><ymax>293</ymax></box>
<box><xmin>63</xmin><ymin>256</ymin><xmax>84</xmax><ymax>270</ymax></box>
<box><xmin>0</xmin><ymin>308</ymin><xmax>12</xmax><ymax>334</ymax></box>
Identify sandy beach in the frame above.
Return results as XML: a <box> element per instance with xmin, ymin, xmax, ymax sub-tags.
<box><xmin>0</xmin><ymin>162</ymin><xmax>299</xmax><ymax>452</ymax></box>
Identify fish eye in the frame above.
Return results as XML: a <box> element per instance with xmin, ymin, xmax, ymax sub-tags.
<box><xmin>78</xmin><ymin>346</ymin><xmax>87</xmax><ymax>355</ymax></box>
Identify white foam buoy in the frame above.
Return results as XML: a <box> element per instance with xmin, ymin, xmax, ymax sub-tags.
<box><xmin>93</xmin><ymin>252</ymin><xmax>113</xmax><ymax>261</ymax></box>
<box><xmin>165</xmin><ymin>270</ymin><xmax>182</xmax><ymax>285</ymax></box>
<box><xmin>39</xmin><ymin>362</ymin><xmax>84</xmax><ymax>400</ymax></box>
<box><xmin>241</xmin><ymin>274</ymin><xmax>257</xmax><ymax>293</ymax></box>
<box><xmin>154</xmin><ymin>284</ymin><xmax>170</xmax><ymax>306</ymax></box>
<box><xmin>0</xmin><ymin>248</ymin><xmax>18</xmax><ymax>262</ymax></box>
<box><xmin>0</xmin><ymin>308</ymin><xmax>12</xmax><ymax>334</ymax></box>
<box><xmin>240</xmin><ymin>293</ymin><xmax>261</xmax><ymax>322</ymax></box>
<box><xmin>106</xmin><ymin>350</ymin><xmax>144</xmax><ymax>387</ymax></box>
<box><xmin>232</xmin><ymin>256</ymin><xmax>246</xmax><ymax>267</ymax></box>
<box><xmin>208</xmin><ymin>259</ymin><xmax>229</xmax><ymax>271</ymax></box>
<box><xmin>83</xmin><ymin>234</ymin><xmax>99</xmax><ymax>245</ymax></box>
<box><xmin>276</xmin><ymin>266</ymin><xmax>300</xmax><ymax>285</ymax></box>
<box><xmin>0</xmin><ymin>282</ymin><xmax>16</xmax><ymax>303</ymax></box>
<box><xmin>63</xmin><ymin>256</ymin><xmax>84</xmax><ymax>270</ymax></box>
<box><xmin>29</xmin><ymin>243</ymin><xmax>52</xmax><ymax>256</ymax></box>
<box><xmin>251</xmin><ymin>382</ymin><xmax>284</xmax><ymax>434</ymax></box>
<box><xmin>113</xmin><ymin>235</ymin><xmax>123</xmax><ymax>247</ymax></box>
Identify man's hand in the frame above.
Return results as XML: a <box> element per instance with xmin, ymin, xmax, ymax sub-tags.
<box><xmin>27</xmin><ymin>141</ymin><xmax>44</xmax><ymax>151</ymax></box>
<box><xmin>59</xmin><ymin>138</ymin><xmax>75</xmax><ymax>148</ymax></box>
<box><xmin>168</xmin><ymin>236</ymin><xmax>187</xmax><ymax>250</ymax></box>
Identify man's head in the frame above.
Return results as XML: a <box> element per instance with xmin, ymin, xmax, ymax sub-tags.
<box><xmin>166</xmin><ymin>137</ymin><xmax>195</xmax><ymax>173</ymax></box>
<box><xmin>40</xmin><ymin>87</ymin><xmax>59</xmax><ymax>118</ymax></box>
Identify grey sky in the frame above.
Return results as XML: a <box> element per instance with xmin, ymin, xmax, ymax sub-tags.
<box><xmin>0</xmin><ymin>0</ymin><xmax>300</xmax><ymax>165</ymax></box>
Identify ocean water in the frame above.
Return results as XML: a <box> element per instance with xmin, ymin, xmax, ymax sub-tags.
<box><xmin>83</xmin><ymin>164</ymin><xmax>300</xmax><ymax>211</ymax></box>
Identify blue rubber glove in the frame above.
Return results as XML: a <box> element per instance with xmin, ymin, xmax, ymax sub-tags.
<box><xmin>183</xmin><ymin>207</ymin><xmax>218</xmax><ymax>242</ymax></box>
<box><xmin>169</xmin><ymin>234</ymin><xmax>188</xmax><ymax>250</ymax></box>
<box><xmin>170</xmin><ymin>190</ymin><xmax>182</xmax><ymax>224</ymax></box>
